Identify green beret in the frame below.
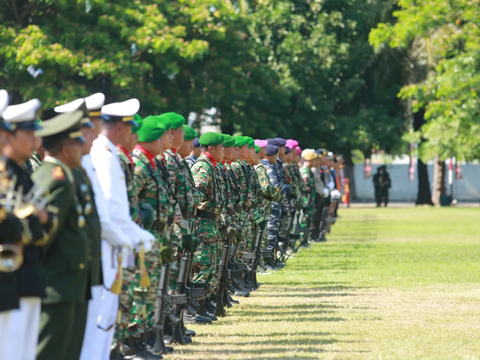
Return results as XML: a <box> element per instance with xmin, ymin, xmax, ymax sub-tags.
<box><xmin>156</xmin><ymin>114</ymin><xmax>172</xmax><ymax>130</ymax></box>
<box><xmin>159</xmin><ymin>112</ymin><xmax>185</xmax><ymax>130</ymax></box>
<box><xmin>234</xmin><ymin>136</ymin><xmax>249</xmax><ymax>147</ymax></box>
<box><xmin>244</xmin><ymin>136</ymin><xmax>255</xmax><ymax>148</ymax></box>
<box><xmin>199</xmin><ymin>132</ymin><xmax>224</xmax><ymax>147</ymax></box>
<box><xmin>183</xmin><ymin>125</ymin><xmax>197</xmax><ymax>141</ymax></box>
<box><xmin>254</xmin><ymin>144</ymin><xmax>261</xmax><ymax>154</ymax></box>
<box><xmin>137</xmin><ymin>116</ymin><xmax>166</xmax><ymax>142</ymax></box>
<box><xmin>131</xmin><ymin>114</ymin><xmax>143</xmax><ymax>134</ymax></box>
<box><xmin>223</xmin><ymin>134</ymin><xmax>235</xmax><ymax>148</ymax></box>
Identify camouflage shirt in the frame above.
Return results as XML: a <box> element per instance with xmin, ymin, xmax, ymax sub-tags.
<box><xmin>117</xmin><ymin>147</ymin><xmax>141</xmax><ymax>223</ymax></box>
<box><xmin>216</xmin><ymin>162</ymin><xmax>233</xmax><ymax>227</ymax></box>
<box><xmin>191</xmin><ymin>153</ymin><xmax>223</xmax><ymax>215</ymax></box>
<box><xmin>132</xmin><ymin>147</ymin><xmax>169</xmax><ymax>236</ymax></box>
<box><xmin>300</xmin><ymin>164</ymin><xmax>316</xmax><ymax>206</ymax></box>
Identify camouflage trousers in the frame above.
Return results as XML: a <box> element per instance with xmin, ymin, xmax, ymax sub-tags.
<box><xmin>170</xmin><ymin>224</ymin><xmax>183</xmax><ymax>292</ymax></box>
<box><xmin>301</xmin><ymin>206</ymin><xmax>313</xmax><ymax>232</ymax></box>
<box><xmin>267</xmin><ymin>202</ymin><xmax>282</xmax><ymax>249</ymax></box>
<box><xmin>113</xmin><ymin>266</ymin><xmax>138</xmax><ymax>345</ymax></box>
<box><xmin>192</xmin><ymin>218</ymin><xmax>221</xmax><ymax>295</ymax></box>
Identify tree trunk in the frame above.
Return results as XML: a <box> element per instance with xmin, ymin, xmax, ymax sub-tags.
<box><xmin>431</xmin><ymin>155</ymin><xmax>446</xmax><ymax>206</ymax></box>
<box><xmin>413</xmin><ymin>108</ymin><xmax>433</xmax><ymax>205</ymax></box>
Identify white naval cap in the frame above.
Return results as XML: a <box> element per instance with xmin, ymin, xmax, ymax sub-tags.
<box><xmin>3</xmin><ymin>99</ymin><xmax>42</xmax><ymax>131</ymax></box>
<box><xmin>101</xmin><ymin>98</ymin><xmax>139</xmax><ymax>126</ymax></box>
<box><xmin>85</xmin><ymin>93</ymin><xmax>105</xmax><ymax>116</ymax></box>
<box><xmin>0</xmin><ymin>90</ymin><xmax>12</xmax><ymax>131</ymax></box>
<box><xmin>54</xmin><ymin>98</ymin><xmax>93</xmax><ymax>128</ymax></box>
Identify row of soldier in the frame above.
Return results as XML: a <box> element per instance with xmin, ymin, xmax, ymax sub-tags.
<box><xmin>0</xmin><ymin>90</ymin><xmax>342</xmax><ymax>360</ymax></box>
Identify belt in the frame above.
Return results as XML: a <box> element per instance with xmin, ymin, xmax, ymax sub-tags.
<box><xmin>196</xmin><ymin>210</ymin><xmax>219</xmax><ymax>222</ymax></box>
<box><xmin>233</xmin><ymin>205</ymin><xmax>242</xmax><ymax>213</ymax></box>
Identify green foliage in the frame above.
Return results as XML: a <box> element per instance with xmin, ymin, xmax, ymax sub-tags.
<box><xmin>370</xmin><ymin>0</ymin><xmax>480</xmax><ymax>161</ymax></box>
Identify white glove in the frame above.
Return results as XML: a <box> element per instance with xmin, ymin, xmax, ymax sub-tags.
<box><xmin>331</xmin><ymin>189</ymin><xmax>341</xmax><ymax>200</ymax></box>
<box><xmin>105</xmin><ymin>233</ymin><xmax>133</xmax><ymax>250</ymax></box>
<box><xmin>328</xmin><ymin>181</ymin><xmax>335</xmax><ymax>190</ymax></box>
<box><xmin>323</xmin><ymin>188</ymin><xmax>329</xmax><ymax>198</ymax></box>
<box><xmin>139</xmin><ymin>232</ymin><xmax>155</xmax><ymax>252</ymax></box>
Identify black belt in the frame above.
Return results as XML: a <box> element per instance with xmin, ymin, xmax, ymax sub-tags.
<box><xmin>196</xmin><ymin>210</ymin><xmax>219</xmax><ymax>222</ymax></box>
<box><xmin>233</xmin><ymin>205</ymin><xmax>242</xmax><ymax>213</ymax></box>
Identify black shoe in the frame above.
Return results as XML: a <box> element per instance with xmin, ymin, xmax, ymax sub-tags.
<box><xmin>233</xmin><ymin>289</ymin><xmax>249</xmax><ymax>297</ymax></box>
<box><xmin>228</xmin><ymin>294</ymin><xmax>240</xmax><ymax>304</ymax></box>
<box><xmin>195</xmin><ymin>313</ymin><xmax>212</xmax><ymax>324</ymax></box>
<box><xmin>185</xmin><ymin>328</ymin><xmax>196</xmax><ymax>337</ymax></box>
<box><xmin>131</xmin><ymin>348</ymin><xmax>164</xmax><ymax>360</ymax></box>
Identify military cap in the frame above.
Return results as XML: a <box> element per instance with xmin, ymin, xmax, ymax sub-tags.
<box><xmin>36</xmin><ymin>110</ymin><xmax>85</xmax><ymax>149</ymax></box>
<box><xmin>131</xmin><ymin>114</ymin><xmax>143</xmax><ymax>134</ymax></box>
<box><xmin>267</xmin><ymin>138</ymin><xmax>286</xmax><ymax>147</ymax></box>
<box><xmin>54</xmin><ymin>98</ymin><xmax>94</xmax><ymax>129</ymax></box>
<box><xmin>137</xmin><ymin>116</ymin><xmax>166</xmax><ymax>142</ymax></box>
<box><xmin>303</xmin><ymin>150</ymin><xmax>318</xmax><ymax>161</ymax></box>
<box><xmin>286</xmin><ymin>139</ymin><xmax>299</xmax><ymax>149</ymax></box>
<box><xmin>255</xmin><ymin>139</ymin><xmax>268</xmax><ymax>148</ymax></box>
<box><xmin>316</xmin><ymin>148</ymin><xmax>327</xmax><ymax>156</ymax></box>
<box><xmin>192</xmin><ymin>137</ymin><xmax>200</xmax><ymax>148</ymax></box>
<box><xmin>233</xmin><ymin>136</ymin><xmax>249</xmax><ymax>147</ymax></box>
<box><xmin>184</xmin><ymin>125</ymin><xmax>198</xmax><ymax>141</ymax></box>
<box><xmin>158</xmin><ymin>112</ymin><xmax>185</xmax><ymax>130</ymax></box>
<box><xmin>101</xmin><ymin>98</ymin><xmax>139</xmax><ymax>126</ymax></box>
<box><xmin>84</xmin><ymin>93</ymin><xmax>105</xmax><ymax>118</ymax></box>
<box><xmin>223</xmin><ymin>134</ymin><xmax>236</xmax><ymax>148</ymax></box>
<box><xmin>266</xmin><ymin>144</ymin><xmax>279</xmax><ymax>156</ymax></box>
<box><xmin>328</xmin><ymin>151</ymin><xmax>335</xmax><ymax>161</ymax></box>
<box><xmin>156</xmin><ymin>113</ymin><xmax>172</xmax><ymax>130</ymax></box>
<box><xmin>199</xmin><ymin>132</ymin><xmax>224</xmax><ymax>147</ymax></box>
<box><xmin>3</xmin><ymin>99</ymin><xmax>42</xmax><ymax>131</ymax></box>
<box><xmin>244</xmin><ymin>136</ymin><xmax>255</xmax><ymax>148</ymax></box>
<box><xmin>296</xmin><ymin>146</ymin><xmax>302</xmax><ymax>155</ymax></box>
<box><xmin>0</xmin><ymin>90</ymin><xmax>13</xmax><ymax>131</ymax></box>
<box><xmin>285</xmin><ymin>146</ymin><xmax>292</xmax><ymax>155</ymax></box>
<box><xmin>254</xmin><ymin>144</ymin><xmax>261</xmax><ymax>154</ymax></box>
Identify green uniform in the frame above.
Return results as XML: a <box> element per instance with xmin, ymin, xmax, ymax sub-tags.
<box><xmin>191</xmin><ymin>154</ymin><xmax>224</xmax><ymax>295</ymax></box>
<box><xmin>34</xmin><ymin>157</ymin><xmax>91</xmax><ymax>360</ymax></box>
<box><xmin>300</xmin><ymin>164</ymin><xmax>316</xmax><ymax>232</ymax></box>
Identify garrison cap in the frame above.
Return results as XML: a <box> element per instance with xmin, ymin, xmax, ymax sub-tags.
<box><xmin>266</xmin><ymin>144</ymin><xmax>279</xmax><ymax>156</ymax></box>
<box><xmin>0</xmin><ymin>90</ymin><xmax>13</xmax><ymax>131</ymax></box>
<box><xmin>267</xmin><ymin>138</ymin><xmax>286</xmax><ymax>147</ymax></box>
<box><xmin>36</xmin><ymin>110</ymin><xmax>85</xmax><ymax>149</ymax></box>
<box><xmin>199</xmin><ymin>132</ymin><xmax>224</xmax><ymax>147</ymax></box>
<box><xmin>315</xmin><ymin>148</ymin><xmax>327</xmax><ymax>156</ymax></box>
<box><xmin>254</xmin><ymin>139</ymin><xmax>268</xmax><ymax>148</ymax></box>
<box><xmin>85</xmin><ymin>93</ymin><xmax>105</xmax><ymax>117</ymax></box>
<box><xmin>101</xmin><ymin>98</ymin><xmax>139</xmax><ymax>126</ymax></box>
<box><xmin>254</xmin><ymin>144</ymin><xmax>261</xmax><ymax>154</ymax></box>
<box><xmin>3</xmin><ymin>99</ymin><xmax>42</xmax><ymax>131</ymax></box>
<box><xmin>159</xmin><ymin>112</ymin><xmax>185</xmax><ymax>130</ymax></box>
<box><xmin>192</xmin><ymin>138</ymin><xmax>200</xmax><ymax>148</ymax></box>
<box><xmin>131</xmin><ymin>114</ymin><xmax>143</xmax><ymax>134</ymax></box>
<box><xmin>233</xmin><ymin>136</ymin><xmax>249</xmax><ymax>147</ymax></box>
<box><xmin>285</xmin><ymin>146</ymin><xmax>292</xmax><ymax>155</ymax></box>
<box><xmin>223</xmin><ymin>134</ymin><xmax>236</xmax><ymax>148</ymax></box>
<box><xmin>54</xmin><ymin>98</ymin><xmax>94</xmax><ymax>129</ymax></box>
<box><xmin>137</xmin><ymin>116</ymin><xmax>166</xmax><ymax>142</ymax></box>
<box><xmin>183</xmin><ymin>125</ymin><xmax>198</xmax><ymax>141</ymax></box>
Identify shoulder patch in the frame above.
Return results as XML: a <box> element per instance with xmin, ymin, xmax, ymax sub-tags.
<box><xmin>53</xmin><ymin>166</ymin><xmax>65</xmax><ymax>180</ymax></box>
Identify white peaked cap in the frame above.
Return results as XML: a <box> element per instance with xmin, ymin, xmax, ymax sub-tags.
<box><xmin>54</xmin><ymin>98</ymin><xmax>85</xmax><ymax>113</ymax></box>
<box><xmin>3</xmin><ymin>99</ymin><xmax>41</xmax><ymax>123</ymax></box>
<box><xmin>101</xmin><ymin>98</ymin><xmax>140</xmax><ymax>117</ymax></box>
<box><xmin>85</xmin><ymin>93</ymin><xmax>105</xmax><ymax>111</ymax></box>
<box><xmin>0</xmin><ymin>90</ymin><xmax>9</xmax><ymax>117</ymax></box>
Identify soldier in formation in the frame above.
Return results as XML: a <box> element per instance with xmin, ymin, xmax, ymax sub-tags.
<box><xmin>0</xmin><ymin>88</ymin><xmax>343</xmax><ymax>360</ymax></box>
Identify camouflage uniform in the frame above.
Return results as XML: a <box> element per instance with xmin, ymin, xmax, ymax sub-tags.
<box><xmin>225</xmin><ymin>162</ymin><xmax>242</xmax><ymax>231</ymax></box>
<box><xmin>300</xmin><ymin>164</ymin><xmax>316</xmax><ymax>231</ymax></box>
<box><xmin>116</xmin><ymin>147</ymin><xmax>144</xmax><ymax>339</ymax></box>
<box><xmin>162</xmin><ymin>149</ymin><xmax>194</xmax><ymax>291</ymax></box>
<box><xmin>132</xmin><ymin>148</ymin><xmax>170</xmax><ymax>327</ymax></box>
<box><xmin>255</xmin><ymin>162</ymin><xmax>277</xmax><ymax>221</ymax></box>
<box><xmin>191</xmin><ymin>153</ymin><xmax>223</xmax><ymax>295</ymax></box>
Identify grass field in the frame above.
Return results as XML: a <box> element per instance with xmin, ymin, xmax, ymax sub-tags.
<box><xmin>173</xmin><ymin>207</ymin><xmax>480</xmax><ymax>359</ymax></box>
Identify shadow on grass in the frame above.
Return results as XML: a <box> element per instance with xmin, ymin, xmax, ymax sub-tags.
<box><xmin>220</xmin><ymin>316</ymin><xmax>346</xmax><ymax>324</ymax></box>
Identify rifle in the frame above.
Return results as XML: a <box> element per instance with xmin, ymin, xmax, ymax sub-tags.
<box><xmin>214</xmin><ymin>230</ymin><xmax>233</xmax><ymax>317</ymax></box>
<box><xmin>246</xmin><ymin>223</ymin><xmax>264</xmax><ymax>290</ymax></box>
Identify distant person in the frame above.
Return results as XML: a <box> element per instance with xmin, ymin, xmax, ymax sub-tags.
<box><xmin>373</xmin><ymin>165</ymin><xmax>391</xmax><ymax>207</ymax></box>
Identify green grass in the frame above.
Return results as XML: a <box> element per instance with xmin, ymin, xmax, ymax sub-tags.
<box><xmin>172</xmin><ymin>208</ymin><xmax>480</xmax><ymax>359</ymax></box>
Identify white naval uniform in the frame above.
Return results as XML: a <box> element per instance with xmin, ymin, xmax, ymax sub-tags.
<box><xmin>84</xmin><ymin>135</ymin><xmax>154</xmax><ymax>360</ymax></box>
<box><xmin>0</xmin><ymin>297</ymin><xmax>41</xmax><ymax>360</ymax></box>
